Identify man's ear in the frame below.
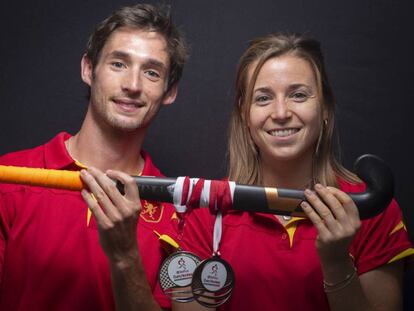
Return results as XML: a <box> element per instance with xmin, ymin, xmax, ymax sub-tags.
<box><xmin>81</xmin><ymin>54</ymin><xmax>93</xmax><ymax>86</ymax></box>
<box><xmin>162</xmin><ymin>83</ymin><xmax>178</xmax><ymax>106</ymax></box>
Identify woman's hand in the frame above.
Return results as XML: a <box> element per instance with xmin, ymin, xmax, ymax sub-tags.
<box><xmin>301</xmin><ymin>184</ymin><xmax>361</xmax><ymax>263</ymax></box>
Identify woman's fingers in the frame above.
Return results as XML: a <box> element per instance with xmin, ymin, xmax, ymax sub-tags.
<box><xmin>301</xmin><ymin>199</ymin><xmax>331</xmax><ymax>238</ymax></box>
<box><xmin>326</xmin><ymin>186</ymin><xmax>360</xmax><ymax>219</ymax></box>
<box><xmin>326</xmin><ymin>186</ymin><xmax>361</xmax><ymax>230</ymax></box>
<box><xmin>304</xmin><ymin>186</ymin><xmax>340</xmax><ymax>234</ymax></box>
<box><xmin>313</xmin><ymin>184</ymin><xmax>348</xmax><ymax>222</ymax></box>
<box><xmin>303</xmin><ymin>184</ymin><xmax>361</xmax><ymax>244</ymax></box>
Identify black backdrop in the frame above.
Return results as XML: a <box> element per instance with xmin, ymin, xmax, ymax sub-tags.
<box><xmin>0</xmin><ymin>0</ymin><xmax>413</xmax><ymax>308</ymax></box>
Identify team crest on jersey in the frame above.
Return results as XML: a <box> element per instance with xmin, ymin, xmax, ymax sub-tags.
<box><xmin>140</xmin><ymin>200</ymin><xmax>163</xmax><ymax>223</ymax></box>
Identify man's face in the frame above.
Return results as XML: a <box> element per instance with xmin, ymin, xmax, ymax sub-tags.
<box><xmin>81</xmin><ymin>27</ymin><xmax>176</xmax><ymax>132</ymax></box>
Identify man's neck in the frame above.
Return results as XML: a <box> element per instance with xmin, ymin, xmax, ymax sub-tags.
<box><xmin>67</xmin><ymin>122</ymin><xmax>146</xmax><ymax>175</ymax></box>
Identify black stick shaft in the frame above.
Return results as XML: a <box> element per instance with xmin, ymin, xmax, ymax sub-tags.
<box><xmin>123</xmin><ymin>166</ymin><xmax>392</xmax><ymax>220</ymax></box>
<box><xmin>120</xmin><ymin>177</ymin><xmax>306</xmax><ymax>217</ymax></box>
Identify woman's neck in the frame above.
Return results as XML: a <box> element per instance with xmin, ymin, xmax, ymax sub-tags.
<box><xmin>260</xmin><ymin>154</ymin><xmax>314</xmax><ymax>189</ymax></box>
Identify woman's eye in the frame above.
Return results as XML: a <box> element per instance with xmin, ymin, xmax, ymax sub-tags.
<box><xmin>255</xmin><ymin>95</ymin><xmax>270</xmax><ymax>103</ymax></box>
<box><xmin>290</xmin><ymin>92</ymin><xmax>309</xmax><ymax>102</ymax></box>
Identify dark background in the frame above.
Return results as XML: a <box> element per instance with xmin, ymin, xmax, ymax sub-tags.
<box><xmin>0</xmin><ymin>0</ymin><xmax>413</xmax><ymax>308</ymax></box>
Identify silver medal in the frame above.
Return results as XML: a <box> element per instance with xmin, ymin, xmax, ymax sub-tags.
<box><xmin>159</xmin><ymin>251</ymin><xmax>201</xmax><ymax>302</ymax></box>
<box><xmin>191</xmin><ymin>211</ymin><xmax>235</xmax><ymax>307</ymax></box>
<box><xmin>191</xmin><ymin>255</ymin><xmax>235</xmax><ymax>308</ymax></box>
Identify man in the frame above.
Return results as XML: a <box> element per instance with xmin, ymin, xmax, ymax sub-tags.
<box><xmin>0</xmin><ymin>4</ymin><xmax>187</xmax><ymax>310</ymax></box>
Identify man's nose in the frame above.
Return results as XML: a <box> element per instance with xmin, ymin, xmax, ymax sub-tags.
<box><xmin>122</xmin><ymin>69</ymin><xmax>142</xmax><ymax>94</ymax></box>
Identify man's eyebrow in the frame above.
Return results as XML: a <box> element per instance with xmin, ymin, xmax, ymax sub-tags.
<box><xmin>107</xmin><ymin>50</ymin><xmax>130</xmax><ymax>60</ymax></box>
<box><xmin>144</xmin><ymin>59</ymin><xmax>167</xmax><ymax>71</ymax></box>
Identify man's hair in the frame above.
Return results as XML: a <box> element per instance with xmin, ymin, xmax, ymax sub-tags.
<box><xmin>228</xmin><ymin>32</ymin><xmax>359</xmax><ymax>186</ymax></box>
<box><xmin>85</xmin><ymin>3</ymin><xmax>188</xmax><ymax>91</ymax></box>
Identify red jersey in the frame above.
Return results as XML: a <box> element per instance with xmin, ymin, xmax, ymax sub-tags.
<box><xmin>0</xmin><ymin>132</ymin><xmax>174</xmax><ymax>310</ymax></box>
<box><xmin>179</xmin><ymin>179</ymin><xmax>414</xmax><ymax>311</ymax></box>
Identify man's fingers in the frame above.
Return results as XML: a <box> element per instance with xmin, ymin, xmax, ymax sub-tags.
<box><xmin>80</xmin><ymin>168</ymin><xmax>122</xmax><ymax>221</ymax></box>
<box><xmin>106</xmin><ymin>170</ymin><xmax>140</xmax><ymax>202</ymax></box>
<box><xmin>105</xmin><ymin>170</ymin><xmax>141</xmax><ymax>216</ymax></box>
<box><xmin>81</xmin><ymin>189</ymin><xmax>112</xmax><ymax>228</ymax></box>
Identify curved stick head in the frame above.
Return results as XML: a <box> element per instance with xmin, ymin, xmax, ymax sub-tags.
<box><xmin>350</xmin><ymin>154</ymin><xmax>394</xmax><ymax>219</ymax></box>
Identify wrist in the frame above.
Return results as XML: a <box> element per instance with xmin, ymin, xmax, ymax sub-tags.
<box><xmin>110</xmin><ymin>249</ymin><xmax>141</xmax><ymax>271</ymax></box>
<box><xmin>323</xmin><ymin>266</ymin><xmax>357</xmax><ymax>293</ymax></box>
<box><xmin>320</xmin><ymin>254</ymin><xmax>356</xmax><ymax>286</ymax></box>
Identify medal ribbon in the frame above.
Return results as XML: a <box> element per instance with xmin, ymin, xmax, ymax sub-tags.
<box><xmin>213</xmin><ymin>211</ymin><xmax>223</xmax><ymax>256</ymax></box>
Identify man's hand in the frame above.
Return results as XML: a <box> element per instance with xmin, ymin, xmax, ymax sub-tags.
<box><xmin>80</xmin><ymin>167</ymin><xmax>141</xmax><ymax>265</ymax></box>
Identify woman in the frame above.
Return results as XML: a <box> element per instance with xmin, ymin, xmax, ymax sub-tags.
<box><xmin>179</xmin><ymin>33</ymin><xmax>414</xmax><ymax>310</ymax></box>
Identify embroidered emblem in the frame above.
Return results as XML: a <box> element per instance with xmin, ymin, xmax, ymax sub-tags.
<box><xmin>140</xmin><ymin>200</ymin><xmax>163</xmax><ymax>223</ymax></box>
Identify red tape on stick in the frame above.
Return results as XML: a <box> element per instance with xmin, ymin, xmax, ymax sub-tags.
<box><xmin>180</xmin><ymin>176</ymin><xmax>191</xmax><ymax>205</ymax></box>
<box><xmin>209</xmin><ymin>180</ymin><xmax>233</xmax><ymax>214</ymax></box>
<box><xmin>187</xmin><ymin>179</ymin><xmax>205</xmax><ymax>211</ymax></box>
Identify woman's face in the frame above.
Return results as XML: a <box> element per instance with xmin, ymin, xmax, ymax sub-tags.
<box><xmin>247</xmin><ymin>54</ymin><xmax>325</xmax><ymax>167</ymax></box>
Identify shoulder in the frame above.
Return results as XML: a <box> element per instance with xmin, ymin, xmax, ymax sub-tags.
<box><xmin>0</xmin><ymin>145</ymin><xmax>45</xmax><ymax>167</ymax></box>
<box><xmin>0</xmin><ymin>132</ymin><xmax>70</xmax><ymax>167</ymax></box>
<box><xmin>349</xmin><ymin>190</ymin><xmax>413</xmax><ymax>273</ymax></box>
<box><xmin>0</xmin><ymin>132</ymin><xmax>71</xmax><ymax>194</ymax></box>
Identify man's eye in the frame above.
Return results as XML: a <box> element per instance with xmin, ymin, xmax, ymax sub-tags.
<box><xmin>111</xmin><ymin>62</ymin><xmax>125</xmax><ymax>69</ymax></box>
<box><xmin>146</xmin><ymin>70</ymin><xmax>160</xmax><ymax>78</ymax></box>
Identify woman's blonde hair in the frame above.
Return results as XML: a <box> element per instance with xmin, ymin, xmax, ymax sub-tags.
<box><xmin>228</xmin><ymin>33</ymin><xmax>358</xmax><ymax>186</ymax></box>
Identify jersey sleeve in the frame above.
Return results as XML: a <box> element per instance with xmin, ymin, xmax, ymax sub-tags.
<box><xmin>350</xmin><ymin>199</ymin><xmax>414</xmax><ymax>274</ymax></box>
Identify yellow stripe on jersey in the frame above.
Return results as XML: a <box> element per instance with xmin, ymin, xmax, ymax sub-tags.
<box><xmin>86</xmin><ymin>193</ymin><xmax>97</xmax><ymax>227</ymax></box>
<box><xmin>389</xmin><ymin>221</ymin><xmax>407</xmax><ymax>236</ymax></box>
<box><xmin>388</xmin><ymin>248</ymin><xmax>414</xmax><ymax>263</ymax></box>
<box><xmin>285</xmin><ymin>217</ymin><xmax>304</xmax><ymax>248</ymax></box>
<box><xmin>87</xmin><ymin>208</ymin><xmax>92</xmax><ymax>226</ymax></box>
<box><xmin>74</xmin><ymin>159</ymin><xmax>87</xmax><ymax>169</ymax></box>
<box><xmin>171</xmin><ymin>211</ymin><xmax>178</xmax><ymax>221</ymax></box>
